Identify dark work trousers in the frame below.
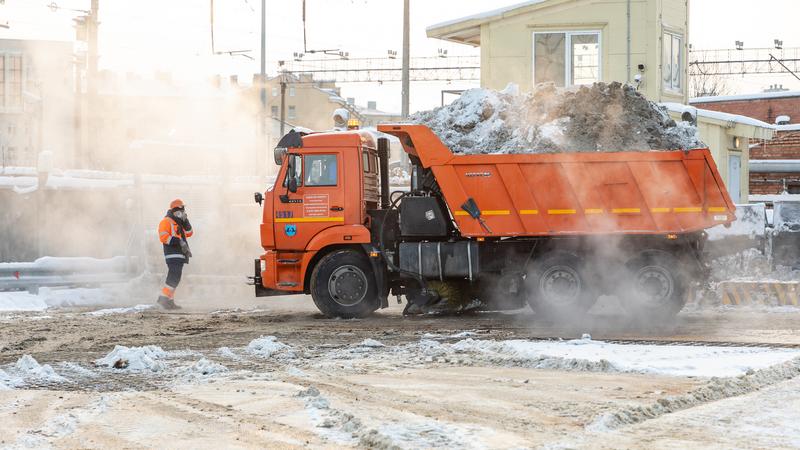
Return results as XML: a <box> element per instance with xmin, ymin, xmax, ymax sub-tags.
<box><xmin>165</xmin><ymin>260</ymin><xmax>185</xmax><ymax>289</ymax></box>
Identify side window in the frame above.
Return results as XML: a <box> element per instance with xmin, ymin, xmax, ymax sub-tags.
<box><xmin>305</xmin><ymin>154</ymin><xmax>338</xmax><ymax>187</ymax></box>
<box><xmin>372</xmin><ymin>155</ymin><xmax>379</xmax><ymax>173</ymax></box>
<box><xmin>362</xmin><ymin>151</ymin><xmax>370</xmax><ymax>173</ymax></box>
<box><xmin>282</xmin><ymin>154</ymin><xmax>303</xmax><ymax>187</ymax></box>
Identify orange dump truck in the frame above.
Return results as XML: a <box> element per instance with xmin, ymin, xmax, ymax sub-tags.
<box><xmin>250</xmin><ymin>124</ymin><xmax>735</xmax><ymax>318</ymax></box>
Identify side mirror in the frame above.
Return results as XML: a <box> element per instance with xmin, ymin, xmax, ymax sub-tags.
<box><xmin>288</xmin><ymin>177</ymin><xmax>298</xmax><ymax>193</ymax></box>
<box><xmin>254</xmin><ymin>192</ymin><xmax>263</xmax><ymax>206</ymax></box>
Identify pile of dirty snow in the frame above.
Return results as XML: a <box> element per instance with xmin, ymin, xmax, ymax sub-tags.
<box><xmin>709</xmin><ymin>248</ymin><xmax>797</xmax><ymax>284</ymax></box>
<box><xmin>1</xmin><ymin>355</ymin><xmax>66</xmax><ymax>389</ymax></box>
<box><xmin>411</xmin><ymin>82</ymin><xmax>702</xmax><ymax>154</ymax></box>
<box><xmin>246</xmin><ymin>336</ymin><xmax>295</xmax><ymax>359</ymax></box>
<box><xmin>94</xmin><ymin>345</ymin><xmax>168</xmax><ymax>372</ymax></box>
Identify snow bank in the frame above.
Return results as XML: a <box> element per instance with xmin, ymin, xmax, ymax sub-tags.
<box><xmin>94</xmin><ymin>345</ymin><xmax>168</xmax><ymax>372</ymax></box>
<box><xmin>84</xmin><ymin>304</ymin><xmax>153</xmax><ymax>316</ymax></box>
<box><xmin>589</xmin><ymin>355</ymin><xmax>800</xmax><ymax>431</ymax></box>
<box><xmin>246</xmin><ymin>336</ymin><xmax>295</xmax><ymax>358</ymax></box>
<box><xmin>709</xmin><ymin>248</ymin><xmax>797</xmax><ymax>283</ymax></box>
<box><xmin>0</xmin><ymin>355</ymin><xmax>66</xmax><ymax>388</ymax></box>
<box><xmin>706</xmin><ymin>204</ymin><xmax>766</xmax><ymax>241</ymax></box>
<box><xmin>441</xmin><ymin>338</ymin><xmax>799</xmax><ymax>377</ymax></box>
<box><xmin>0</xmin><ymin>287</ymin><xmax>116</xmax><ymax>312</ymax></box>
<box><xmin>411</xmin><ymin>82</ymin><xmax>703</xmax><ymax>154</ymax></box>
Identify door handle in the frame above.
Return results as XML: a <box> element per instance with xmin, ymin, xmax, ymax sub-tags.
<box><xmin>330</xmin><ymin>206</ymin><xmax>344</xmax><ymax>211</ymax></box>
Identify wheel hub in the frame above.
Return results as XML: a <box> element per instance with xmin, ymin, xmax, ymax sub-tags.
<box><xmin>635</xmin><ymin>265</ymin><xmax>673</xmax><ymax>304</ymax></box>
<box><xmin>328</xmin><ymin>265</ymin><xmax>368</xmax><ymax>307</ymax></box>
<box><xmin>540</xmin><ymin>265</ymin><xmax>581</xmax><ymax>305</ymax></box>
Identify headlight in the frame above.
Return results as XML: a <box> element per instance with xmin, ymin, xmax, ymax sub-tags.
<box><xmin>260</xmin><ymin>259</ymin><xmax>267</xmax><ymax>272</ymax></box>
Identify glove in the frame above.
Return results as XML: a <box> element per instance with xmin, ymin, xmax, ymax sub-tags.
<box><xmin>180</xmin><ymin>240</ymin><xmax>193</xmax><ymax>258</ymax></box>
<box><xmin>182</xmin><ymin>218</ymin><xmax>192</xmax><ymax>232</ymax></box>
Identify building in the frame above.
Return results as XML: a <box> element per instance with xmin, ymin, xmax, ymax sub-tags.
<box><xmin>691</xmin><ymin>92</ymin><xmax>800</xmax><ymax>195</ymax></box>
<box><xmin>661</xmin><ymin>104</ymin><xmax>774</xmax><ymax>203</ymax></box>
<box><xmin>355</xmin><ymin>101</ymin><xmax>402</xmax><ymax>128</ymax></box>
<box><xmin>0</xmin><ymin>39</ymin><xmax>75</xmax><ymax>168</ymax></box>
<box><xmin>427</xmin><ymin>0</ymin><xmax>689</xmax><ymax>104</ymax></box>
<box><xmin>258</xmin><ymin>73</ymin><xmax>364</xmax><ymax>135</ymax></box>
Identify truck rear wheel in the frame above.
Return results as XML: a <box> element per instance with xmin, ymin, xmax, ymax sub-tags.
<box><xmin>619</xmin><ymin>250</ymin><xmax>687</xmax><ymax>318</ymax></box>
<box><xmin>526</xmin><ymin>251</ymin><xmax>595</xmax><ymax>318</ymax></box>
<box><xmin>310</xmin><ymin>250</ymin><xmax>379</xmax><ymax>318</ymax></box>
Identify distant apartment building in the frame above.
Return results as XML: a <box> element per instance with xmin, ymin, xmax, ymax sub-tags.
<box><xmin>0</xmin><ymin>39</ymin><xmax>75</xmax><ymax>168</ymax></box>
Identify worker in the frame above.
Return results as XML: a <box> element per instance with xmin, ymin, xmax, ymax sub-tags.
<box><xmin>157</xmin><ymin>199</ymin><xmax>193</xmax><ymax>310</ymax></box>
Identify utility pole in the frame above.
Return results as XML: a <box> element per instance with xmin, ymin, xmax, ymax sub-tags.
<box><xmin>260</xmin><ymin>0</ymin><xmax>267</xmax><ymax>135</ymax></box>
<box><xmin>401</xmin><ymin>0</ymin><xmax>410</xmax><ymax>118</ymax></box>
<box><xmin>280</xmin><ymin>74</ymin><xmax>287</xmax><ymax>136</ymax></box>
<box><xmin>86</xmin><ymin>0</ymin><xmax>99</xmax><ymax>168</ymax></box>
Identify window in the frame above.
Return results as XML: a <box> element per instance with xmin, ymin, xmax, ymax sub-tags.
<box><xmin>288</xmin><ymin>105</ymin><xmax>296</xmax><ymax>120</ymax></box>
<box><xmin>271</xmin><ymin>105</ymin><xmax>278</xmax><ymax>117</ymax></box>
<box><xmin>305</xmin><ymin>154</ymin><xmax>337</xmax><ymax>186</ymax></box>
<box><xmin>0</xmin><ymin>54</ymin><xmax>24</xmax><ymax>111</ymax></box>
<box><xmin>533</xmin><ymin>32</ymin><xmax>599</xmax><ymax>87</ymax></box>
<box><xmin>663</xmin><ymin>31</ymin><xmax>683</xmax><ymax>92</ymax></box>
<box><xmin>362</xmin><ymin>151</ymin><xmax>370</xmax><ymax>172</ymax></box>
<box><xmin>289</xmin><ymin>87</ymin><xmax>296</xmax><ymax>97</ymax></box>
<box><xmin>272</xmin><ymin>87</ymin><xmax>278</xmax><ymax>96</ymax></box>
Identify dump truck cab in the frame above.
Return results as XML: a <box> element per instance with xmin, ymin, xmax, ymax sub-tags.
<box><xmin>253</xmin><ymin>129</ymin><xmax>386</xmax><ymax>316</ymax></box>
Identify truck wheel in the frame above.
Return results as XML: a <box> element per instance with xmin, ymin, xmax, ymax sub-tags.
<box><xmin>526</xmin><ymin>251</ymin><xmax>595</xmax><ymax>318</ymax></box>
<box><xmin>619</xmin><ymin>250</ymin><xmax>687</xmax><ymax>318</ymax></box>
<box><xmin>310</xmin><ymin>250</ymin><xmax>379</xmax><ymax>318</ymax></box>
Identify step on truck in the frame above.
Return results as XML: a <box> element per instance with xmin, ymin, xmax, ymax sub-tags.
<box><xmin>250</xmin><ymin>124</ymin><xmax>736</xmax><ymax>319</ymax></box>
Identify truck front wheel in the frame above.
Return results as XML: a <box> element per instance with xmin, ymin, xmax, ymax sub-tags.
<box><xmin>310</xmin><ymin>250</ymin><xmax>379</xmax><ymax>318</ymax></box>
<box><xmin>619</xmin><ymin>250</ymin><xmax>687</xmax><ymax>318</ymax></box>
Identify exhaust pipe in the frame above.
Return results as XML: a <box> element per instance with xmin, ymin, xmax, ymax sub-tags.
<box><xmin>377</xmin><ymin>137</ymin><xmax>390</xmax><ymax>209</ymax></box>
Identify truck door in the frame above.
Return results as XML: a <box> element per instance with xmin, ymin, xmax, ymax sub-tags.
<box><xmin>274</xmin><ymin>150</ymin><xmax>346</xmax><ymax>251</ymax></box>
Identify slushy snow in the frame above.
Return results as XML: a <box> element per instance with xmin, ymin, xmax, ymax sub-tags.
<box><xmin>445</xmin><ymin>338</ymin><xmax>799</xmax><ymax>377</ymax></box>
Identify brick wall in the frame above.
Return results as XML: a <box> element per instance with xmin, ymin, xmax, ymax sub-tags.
<box><xmin>692</xmin><ymin>96</ymin><xmax>800</xmax><ymax>124</ymax></box>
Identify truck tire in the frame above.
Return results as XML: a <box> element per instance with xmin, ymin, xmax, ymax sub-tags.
<box><xmin>526</xmin><ymin>251</ymin><xmax>595</xmax><ymax>318</ymax></box>
<box><xmin>310</xmin><ymin>249</ymin><xmax>379</xmax><ymax>318</ymax></box>
<box><xmin>619</xmin><ymin>250</ymin><xmax>687</xmax><ymax>318</ymax></box>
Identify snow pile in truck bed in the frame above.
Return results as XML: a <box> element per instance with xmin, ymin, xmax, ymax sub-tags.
<box><xmin>411</xmin><ymin>82</ymin><xmax>703</xmax><ymax>154</ymax></box>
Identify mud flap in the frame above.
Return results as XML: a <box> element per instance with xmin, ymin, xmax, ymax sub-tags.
<box><xmin>362</xmin><ymin>244</ymin><xmax>389</xmax><ymax>309</ymax></box>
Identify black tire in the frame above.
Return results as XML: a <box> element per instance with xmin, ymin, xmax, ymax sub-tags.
<box><xmin>619</xmin><ymin>250</ymin><xmax>687</xmax><ymax>318</ymax></box>
<box><xmin>526</xmin><ymin>251</ymin><xmax>596</xmax><ymax>318</ymax></box>
<box><xmin>310</xmin><ymin>249</ymin><xmax>379</xmax><ymax>318</ymax></box>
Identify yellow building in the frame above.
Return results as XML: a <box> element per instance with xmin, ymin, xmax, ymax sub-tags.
<box><xmin>662</xmin><ymin>104</ymin><xmax>774</xmax><ymax>203</ymax></box>
<box><xmin>427</xmin><ymin>0</ymin><xmax>689</xmax><ymax>104</ymax></box>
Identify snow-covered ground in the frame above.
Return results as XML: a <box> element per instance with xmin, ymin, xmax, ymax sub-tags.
<box><xmin>0</xmin><ymin>287</ymin><xmax>118</xmax><ymax>312</ymax></box>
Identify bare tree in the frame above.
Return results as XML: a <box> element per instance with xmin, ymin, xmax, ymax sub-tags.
<box><xmin>688</xmin><ymin>60</ymin><xmax>731</xmax><ymax>98</ymax></box>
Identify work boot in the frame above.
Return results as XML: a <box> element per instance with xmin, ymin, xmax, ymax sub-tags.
<box><xmin>157</xmin><ymin>296</ymin><xmax>181</xmax><ymax>310</ymax></box>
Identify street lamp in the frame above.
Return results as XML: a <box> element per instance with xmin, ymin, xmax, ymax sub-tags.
<box><xmin>735</xmin><ymin>40</ymin><xmax>744</xmax><ymax>50</ymax></box>
<box><xmin>775</xmin><ymin>39</ymin><xmax>784</xmax><ymax>50</ymax></box>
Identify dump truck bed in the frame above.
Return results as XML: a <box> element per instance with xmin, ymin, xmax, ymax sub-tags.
<box><xmin>379</xmin><ymin>124</ymin><xmax>736</xmax><ymax>237</ymax></box>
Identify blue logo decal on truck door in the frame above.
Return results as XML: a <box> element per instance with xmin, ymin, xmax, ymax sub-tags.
<box><xmin>284</xmin><ymin>224</ymin><xmax>297</xmax><ymax>237</ymax></box>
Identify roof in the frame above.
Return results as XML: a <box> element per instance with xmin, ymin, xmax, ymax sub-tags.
<box><xmin>661</xmin><ymin>103</ymin><xmax>775</xmax><ymax>140</ymax></box>
<box><xmin>426</xmin><ymin>0</ymin><xmax>549</xmax><ymax>46</ymax></box>
<box><xmin>691</xmin><ymin>91</ymin><xmax>800</xmax><ymax>104</ymax></box>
